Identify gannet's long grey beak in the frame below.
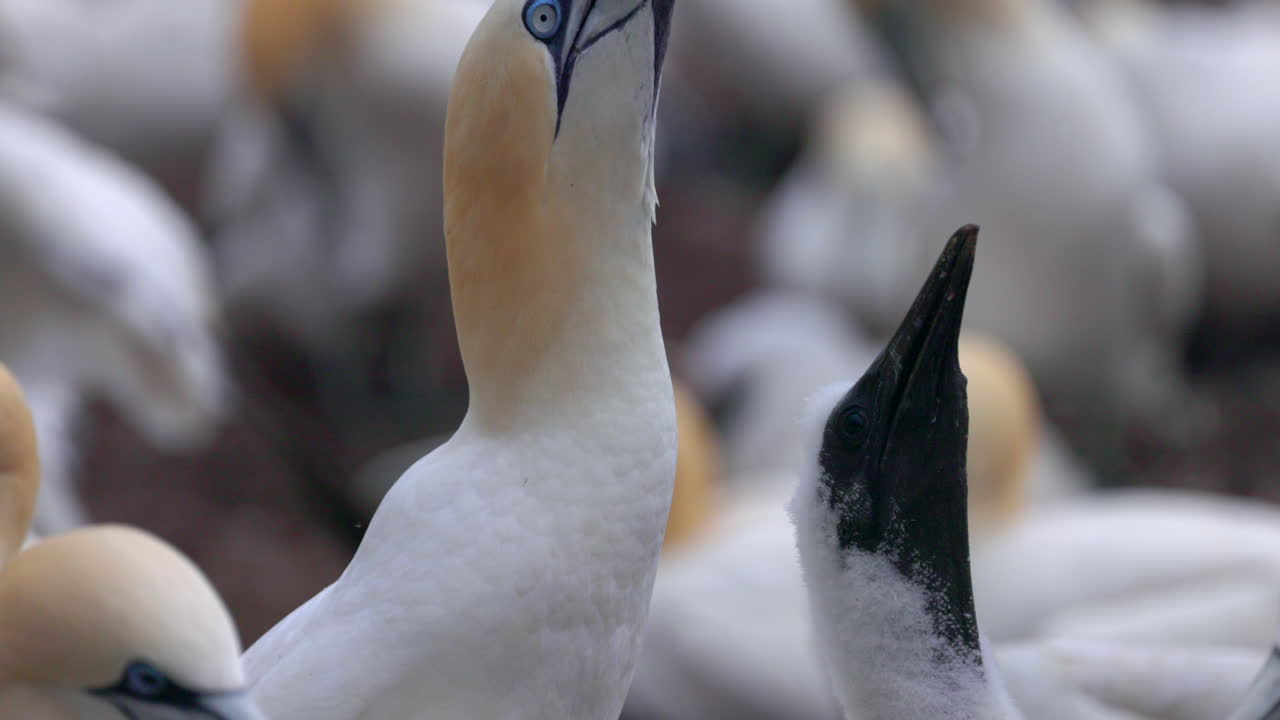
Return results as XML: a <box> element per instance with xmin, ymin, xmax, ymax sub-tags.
<box><xmin>197</xmin><ymin>691</ymin><xmax>268</xmax><ymax>720</ymax></box>
<box><xmin>558</xmin><ymin>0</ymin><xmax>674</xmax><ymax>119</ymax></box>
<box><xmin>1229</xmin><ymin>645</ymin><xmax>1280</xmax><ymax>720</ymax></box>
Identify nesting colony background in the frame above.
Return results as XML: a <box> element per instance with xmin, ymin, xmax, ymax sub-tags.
<box><xmin>3</xmin><ymin>0</ymin><xmax>1280</xmax><ymax>702</ymax></box>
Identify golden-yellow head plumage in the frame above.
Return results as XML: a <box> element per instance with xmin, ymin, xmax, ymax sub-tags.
<box><xmin>960</xmin><ymin>334</ymin><xmax>1041</xmax><ymax>530</ymax></box>
<box><xmin>443</xmin><ymin>0</ymin><xmax>670</xmax><ymax>423</ymax></box>
<box><xmin>0</xmin><ymin>365</ymin><xmax>38</xmax><ymax>571</ymax></box>
<box><xmin>0</xmin><ymin>526</ymin><xmax>252</xmax><ymax>716</ymax></box>
<box><xmin>240</xmin><ymin>0</ymin><xmax>357</xmax><ymax>102</ymax></box>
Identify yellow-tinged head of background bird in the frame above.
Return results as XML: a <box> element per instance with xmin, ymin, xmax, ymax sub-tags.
<box><xmin>666</xmin><ymin>381</ymin><xmax>723</xmax><ymax>548</ymax></box>
<box><xmin>240</xmin><ymin>0</ymin><xmax>356</xmax><ymax>103</ymax></box>
<box><xmin>961</xmin><ymin>334</ymin><xmax>1040</xmax><ymax>530</ymax></box>
<box><xmin>0</xmin><ymin>365</ymin><xmax>38</xmax><ymax>571</ymax></box>
<box><xmin>0</xmin><ymin>526</ymin><xmax>263</xmax><ymax>719</ymax></box>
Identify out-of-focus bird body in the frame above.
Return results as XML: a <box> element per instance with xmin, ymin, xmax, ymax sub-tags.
<box><xmin>0</xmin><ymin>104</ymin><xmax>226</xmax><ymax>534</ymax></box>
<box><xmin>856</xmin><ymin>0</ymin><xmax>1200</xmax><ymax>450</ymax></box>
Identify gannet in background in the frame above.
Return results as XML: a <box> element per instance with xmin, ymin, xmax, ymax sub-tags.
<box><xmin>0</xmin><ymin>103</ymin><xmax>227</xmax><ymax>534</ymax></box>
<box><xmin>244</xmin><ymin>1</ymin><xmax>678</xmax><ymax>717</ymax></box>
<box><xmin>792</xmin><ymin>227</ymin><xmax>1264</xmax><ymax>720</ymax></box>
<box><xmin>0</xmin><ymin>365</ymin><xmax>263</xmax><ymax>720</ymax></box>
<box><xmin>207</xmin><ymin>0</ymin><xmax>487</xmax><ymax>340</ymax></box>
<box><xmin>685</xmin><ymin>292</ymin><xmax>878</xmax><ymax>481</ymax></box>
<box><xmin>1075</xmin><ymin>0</ymin><xmax>1280</xmax><ymax>350</ymax></box>
<box><xmin>0</xmin><ymin>0</ymin><xmax>238</xmax><ymax>204</ymax></box>
<box><xmin>854</xmin><ymin>0</ymin><xmax>1202</xmax><ymax>474</ymax></box>
<box><xmin>758</xmin><ymin>82</ymin><xmax>940</xmax><ymax>337</ymax></box>
<box><xmin>662</xmin><ymin>0</ymin><xmax>882</xmax><ymax>138</ymax></box>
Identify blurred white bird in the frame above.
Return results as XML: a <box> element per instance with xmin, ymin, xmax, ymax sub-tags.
<box><xmin>0</xmin><ymin>0</ymin><xmax>240</xmax><ymax>203</ymax></box>
<box><xmin>758</xmin><ymin>83</ymin><xmax>941</xmax><ymax>337</ymax></box>
<box><xmin>0</xmin><ymin>103</ymin><xmax>227</xmax><ymax>534</ymax></box>
<box><xmin>849</xmin><ymin>0</ymin><xmax>1203</xmax><ymax>468</ymax></box>
<box><xmin>0</xmin><ymin>365</ymin><xmax>263</xmax><ymax>720</ymax></box>
<box><xmin>206</xmin><ymin>0</ymin><xmax>487</xmax><ymax>340</ymax></box>
<box><xmin>1078</xmin><ymin>0</ymin><xmax>1280</xmax><ymax>349</ymax></box>
<box><xmin>662</xmin><ymin>0</ymin><xmax>883</xmax><ymax>137</ymax></box>
<box><xmin>685</xmin><ymin>292</ymin><xmax>878</xmax><ymax>481</ymax></box>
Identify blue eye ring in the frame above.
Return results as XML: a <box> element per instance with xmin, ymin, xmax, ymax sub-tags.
<box><xmin>124</xmin><ymin>662</ymin><xmax>169</xmax><ymax>698</ymax></box>
<box><xmin>524</xmin><ymin>0</ymin><xmax>563</xmax><ymax>41</ymax></box>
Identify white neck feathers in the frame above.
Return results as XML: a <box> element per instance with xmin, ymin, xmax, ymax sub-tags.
<box><xmin>791</xmin><ymin>481</ymin><xmax>1021</xmax><ymax>720</ymax></box>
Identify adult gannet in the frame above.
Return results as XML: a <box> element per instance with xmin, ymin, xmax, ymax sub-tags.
<box><xmin>0</xmin><ymin>365</ymin><xmax>263</xmax><ymax>720</ymax></box>
<box><xmin>792</xmin><ymin>227</ymin><xmax>1262</xmax><ymax>720</ymax></box>
<box><xmin>853</xmin><ymin>0</ymin><xmax>1202</xmax><ymax>473</ymax></box>
<box><xmin>0</xmin><ymin>102</ymin><xmax>227</xmax><ymax>534</ymax></box>
<box><xmin>244</xmin><ymin>1</ymin><xmax>678</xmax><ymax>717</ymax></box>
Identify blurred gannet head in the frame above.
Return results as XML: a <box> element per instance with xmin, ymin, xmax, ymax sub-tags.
<box><xmin>0</xmin><ymin>526</ymin><xmax>263</xmax><ymax>719</ymax></box>
<box><xmin>0</xmin><ymin>365</ymin><xmax>38</xmax><ymax>570</ymax></box>
<box><xmin>444</xmin><ymin>0</ymin><xmax>674</xmax><ymax>413</ymax></box>
<box><xmin>665</xmin><ymin>380</ymin><xmax>723</xmax><ymax>549</ymax></box>
<box><xmin>960</xmin><ymin>333</ymin><xmax>1039</xmax><ymax>531</ymax></box>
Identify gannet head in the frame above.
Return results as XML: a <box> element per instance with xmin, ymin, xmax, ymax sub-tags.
<box><xmin>0</xmin><ymin>365</ymin><xmax>38</xmax><ymax>570</ymax></box>
<box><xmin>960</xmin><ymin>333</ymin><xmax>1039</xmax><ymax>531</ymax></box>
<box><xmin>794</xmin><ymin>225</ymin><xmax>980</xmax><ymax>664</ymax></box>
<box><xmin>0</xmin><ymin>526</ymin><xmax>263</xmax><ymax>719</ymax></box>
<box><xmin>446</xmin><ymin>0</ymin><xmax>673</xmax><ymax>223</ymax></box>
<box><xmin>444</xmin><ymin>0</ymin><xmax>675</xmax><ymax>413</ymax></box>
<box><xmin>664</xmin><ymin>381</ymin><xmax>722</xmax><ymax>549</ymax></box>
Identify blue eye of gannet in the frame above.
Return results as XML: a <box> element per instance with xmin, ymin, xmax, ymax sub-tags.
<box><xmin>124</xmin><ymin>661</ymin><xmax>170</xmax><ymax>698</ymax></box>
<box><xmin>524</xmin><ymin>0</ymin><xmax>563</xmax><ymax>41</ymax></box>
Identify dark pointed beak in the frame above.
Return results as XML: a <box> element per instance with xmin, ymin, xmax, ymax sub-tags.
<box><xmin>878</xmin><ymin>224</ymin><xmax>977</xmax><ymax>454</ymax></box>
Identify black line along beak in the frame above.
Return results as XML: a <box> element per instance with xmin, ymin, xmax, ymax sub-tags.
<box><xmin>557</xmin><ymin>0</ymin><xmax>665</xmax><ymax>127</ymax></box>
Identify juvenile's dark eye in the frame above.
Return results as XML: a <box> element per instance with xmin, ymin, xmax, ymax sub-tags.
<box><xmin>837</xmin><ymin>407</ymin><xmax>868</xmax><ymax>448</ymax></box>
<box><xmin>124</xmin><ymin>662</ymin><xmax>168</xmax><ymax>698</ymax></box>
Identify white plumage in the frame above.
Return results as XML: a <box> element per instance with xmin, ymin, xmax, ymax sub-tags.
<box><xmin>0</xmin><ymin>103</ymin><xmax>227</xmax><ymax>534</ymax></box>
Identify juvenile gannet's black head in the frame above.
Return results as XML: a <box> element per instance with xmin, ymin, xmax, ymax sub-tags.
<box><xmin>816</xmin><ymin>224</ymin><xmax>979</xmax><ymax>660</ymax></box>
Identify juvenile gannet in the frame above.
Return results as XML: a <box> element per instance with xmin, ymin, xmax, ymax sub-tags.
<box><xmin>0</xmin><ymin>102</ymin><xmax>227</xmax><ymax>534</ymax></box>
<box><xmin>854</xmin><ymin>0</ymin><xmax>1202</xmax><ymax>473</ymax></box>
<box><xmin>244</xmin><ymin>1</ymin><xmax>678</xmax><ymax>717</ymax></box>
<box><xmin>792</xmin><ymin>227</ymin><xmax>1261</xmax><ymax>720</ymax></box>
<box><xmin>0</xmin><ymin>365</ymin><xmax>263</xmax><ymax>720</ymax></box>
